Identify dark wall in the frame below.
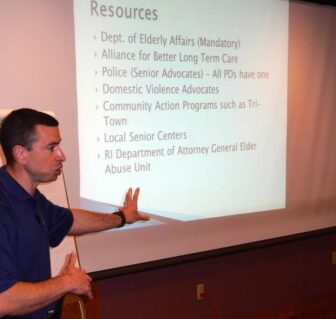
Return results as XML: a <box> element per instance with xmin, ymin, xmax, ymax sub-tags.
<box><xmin>87</xmin><ymin>232</ymin><xmax>336</xmax><ymax>318</ymax></box>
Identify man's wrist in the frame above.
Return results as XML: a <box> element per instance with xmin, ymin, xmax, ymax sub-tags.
<box><xmin>56</xmin><ymin>273</ymin><xmax>73</xmax><ymax>296</ymax></box>
<box><xmin>113</xmin><ymin>211</ymin><xmax>126</xmax><ymax>228</ymax></box>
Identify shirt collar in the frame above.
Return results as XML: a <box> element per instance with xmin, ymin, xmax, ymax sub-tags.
<box><xmin>0</xmin><ymin>165</ymin><xmax>35</xmax><ymax>201</ymax></box>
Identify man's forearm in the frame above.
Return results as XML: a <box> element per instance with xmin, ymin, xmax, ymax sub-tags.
<box><xmin>69</xmin><ymin>208</ymin><xmax>123</xmax><ymax>235</ymax></box>
<box><xmin>0</xmin><ymin>263</ymin><xmax>92</xmax><ymax>318</ymax></box>
<box><xmin>69</xmin><ymin>188</ymin><xmax>149</xmax><ymax>236</ymax></box>
<box><xmin>0</xmin><ymin>276</ymin><xmax>70</xmax><ymax>317</ymax></box>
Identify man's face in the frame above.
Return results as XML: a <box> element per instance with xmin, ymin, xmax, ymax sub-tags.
<box><xmin>24</xmin><ymin>124</ymin><xmax>66</xmax><ymax>184</ymax></box>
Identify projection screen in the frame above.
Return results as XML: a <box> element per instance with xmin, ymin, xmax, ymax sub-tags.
<box><xmin>0</xmin><ymin>0</ymin><xmax>335</xmax><ymax>275</ymax></box>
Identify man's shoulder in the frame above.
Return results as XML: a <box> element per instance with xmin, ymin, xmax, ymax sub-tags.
<box><xmin>0</xmin><ymin>176</ymin><xmax>13</xmax><ymax>208</ymax></box>
<box><xmin>0</xmin><ymin>184</ymin><xmax>11</xmax><ymax>210</ymax></box>
<box><xmin>0</xmin><ymin>199</ymin><xmax>15</xmax><ymax>234</ymax></box>
<box><xmin>0</xmin><ymin>166</ymin><xmax>13</xmax><ymax>196</ymax></box>
<box><xmin>0</xmin><ymin>171</ymin><xmax>17</xmax><ymax>225</ymax></box>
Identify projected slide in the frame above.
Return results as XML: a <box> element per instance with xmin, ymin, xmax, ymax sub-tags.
<box><xmin>74</xmin><ymin>0</ymin><xmax>288</xmax><ymax>220</ymax></box>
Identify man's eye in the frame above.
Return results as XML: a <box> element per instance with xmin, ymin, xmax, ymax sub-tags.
<box><xmin>49</xmin><ymin>146</ymin><xmax>55</xmax><ymax>151</ymax></box>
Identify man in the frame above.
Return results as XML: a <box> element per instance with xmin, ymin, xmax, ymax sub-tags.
<box><xmin>0</xmin><ymin>108</ymin><xmax>149</xmax><ymax>318</ymax></box>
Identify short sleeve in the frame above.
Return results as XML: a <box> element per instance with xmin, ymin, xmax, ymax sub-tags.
<box><xmin>37</xmin><ymin>193</ymin><xmax>74</xmax><ymax>248</ymax></box>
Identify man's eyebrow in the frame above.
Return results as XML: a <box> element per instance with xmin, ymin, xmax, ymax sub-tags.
<box><xmin>45</xmin><ymin>140</ymin><xmax>61</xmax><ymax>147</ymax></box>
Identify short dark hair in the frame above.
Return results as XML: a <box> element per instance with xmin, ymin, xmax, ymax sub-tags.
<box><xmin>0</xmin><ymin>108</ymin><xmax>59</xmax><ymax>165</ymax></box>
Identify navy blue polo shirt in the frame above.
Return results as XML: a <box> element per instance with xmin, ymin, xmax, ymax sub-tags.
<box><xmin>0</xmin><ymin>166</ymin><xmax>74</xmax><ymax>318</ymax></box>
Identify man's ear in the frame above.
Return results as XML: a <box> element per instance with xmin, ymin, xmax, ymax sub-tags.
<box><xmin>12</xmin><ymin>145</ymin><xmax>28</xmax><ymax>164</ymax></box>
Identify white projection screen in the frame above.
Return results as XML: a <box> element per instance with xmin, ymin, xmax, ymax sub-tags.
<box><xmin>0</xmin><ymin>0</ymin><xmax>335</xmax><ymax>276</ymax></box>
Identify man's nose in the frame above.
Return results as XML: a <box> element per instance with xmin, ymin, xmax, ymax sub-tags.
<box><xmin>56</xmin><ymin>147</ymin><xmax>66</xmax><ymax>161</ymax></box>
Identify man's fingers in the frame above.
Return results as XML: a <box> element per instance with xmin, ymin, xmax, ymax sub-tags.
<box><xmin>133</xmin><ymin>187</ymin><xmax>140</xmax><ymax>202</ymax></box>
<box><xmin>138</xmin><ymin>213</ymin><xmax>150</xmax><ymax>221</ymax></box>
<box><xmin>58</xmin><ymin>253</ymin><xmax>71</xmax><ymax>275</ymax></box>
<box><xmin>63</xmin><ymin>253</ymin><xmax>71</xmax><ymax>268</ymax></box>
<box><xmin>119</xmin><ymin>187</ymin><xmax>147</xmax><ymax>224</ymax></box>
<box><xmin>124</xmin><ymin>187</ymin><xmax>140</xmax><ymax>206</ymax></box>
<box><xmin>58</xmin><ymin>251</ymin><xmax>78</xmax><ymax>276</ymax></box>
<box><xmin>86</xmin><ymin>290</ymin><xmax>94</xmax><ymax>300</ymax></box>
<box><xmin>125</xmin><ymin>188</ymin><xmax>132</xmax><ymax>203</ymax></box>
<box><xmin>68</xmin><ymin>251</ymin><xmax>77</xmax><ymax>268</ymax></box>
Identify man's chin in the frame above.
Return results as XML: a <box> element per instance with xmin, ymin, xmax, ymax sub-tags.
<box><xmin>39</xmin><ymin>174</ymin><xmax>58</xmax><ymax>184</ymax></box>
